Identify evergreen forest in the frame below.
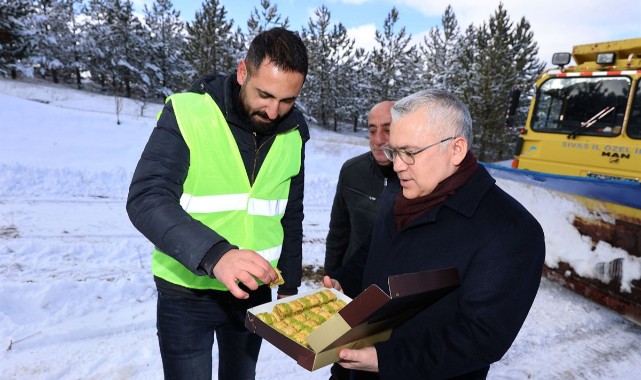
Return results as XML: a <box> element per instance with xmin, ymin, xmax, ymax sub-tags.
<box><xmin>0</xmin><ymin>0</ymin><xmax>547</xmax><ymax>161</ymax></box>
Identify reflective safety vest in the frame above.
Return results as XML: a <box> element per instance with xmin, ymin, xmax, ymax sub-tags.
<box><xmin>151</xmin><ymin>92</ymin><xmax>302</xmax><ymax>290</ymax></box>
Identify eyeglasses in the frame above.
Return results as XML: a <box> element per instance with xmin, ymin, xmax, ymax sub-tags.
<box><xmin>382</xmin><ymin>136</ymin><xmax>455</xmax><ymax>165</ymax></box>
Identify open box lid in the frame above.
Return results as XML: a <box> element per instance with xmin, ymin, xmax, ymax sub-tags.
<box><xmin>306</xmin><ymin>267</ymin><xmax>460</xmax><ymax>352</ymax></box>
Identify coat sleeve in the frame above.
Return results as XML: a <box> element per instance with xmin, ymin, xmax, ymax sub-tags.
<box><xmin>126</xmin><ymin>101</ymin><xmax>232</xmax><ymax>275</ymax></box>
<box><xmin>324</xmin><ymin>164</ymin><xmax>350</xmax><ymax>277</ymax></box>
<box><xmin>376</xmin><ymin>197</ymin><xmax>545</xmax><ymax>379</ymax></box>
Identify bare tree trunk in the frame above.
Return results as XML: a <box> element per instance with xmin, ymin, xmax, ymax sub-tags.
<box><xmin>138</xmin><ymin>97</ymin><xmax>149</xmax><ymax>117</ymax></box>
<box><xmin>115</xmin><ymin>95</ymin><xmax>123</xmax><ymax>125</ymax></box>
<box><xmin>75</xmin><ymin>68</ymin><xmax>82</xmax><ymax>89</ymax></box>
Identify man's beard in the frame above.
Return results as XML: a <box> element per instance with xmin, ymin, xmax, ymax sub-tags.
<box><xmin>239</xmin><ymin>91</ymin><xmax>280</xmax><ymax>134</ymax></box>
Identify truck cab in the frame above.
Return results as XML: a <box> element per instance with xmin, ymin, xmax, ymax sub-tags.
<box><xmin>512</xmin><ymin>38</ymin><xmax>641</xmax><ymax>182</ymax></box>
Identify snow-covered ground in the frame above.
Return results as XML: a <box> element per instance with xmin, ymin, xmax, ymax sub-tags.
<box><xmin>1</xmin><ymin>78</ymin><xmax>640</xmax><ymax>379</ymax></box>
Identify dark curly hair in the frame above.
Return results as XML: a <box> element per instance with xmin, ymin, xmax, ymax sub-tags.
<box><xmin>245</xmin><ymin>27</ymin><xmax>308</xmax><ymax>79</ymax></box>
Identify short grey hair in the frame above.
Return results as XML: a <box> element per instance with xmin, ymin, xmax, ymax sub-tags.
<box><xmin>391</xmin><ymin>89</ymin><xmax>473</xmax><ymax>149</ymax></box>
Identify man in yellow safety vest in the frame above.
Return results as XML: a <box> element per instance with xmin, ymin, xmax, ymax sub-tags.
<box><xmin>127</xmin><ymin>27</ymin><xmax>309</xmax><ymax>380</ymax></box>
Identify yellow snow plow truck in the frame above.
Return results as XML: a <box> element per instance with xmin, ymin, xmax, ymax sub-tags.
<box><xmin>483</xmin><ymin>37</ymin><xmax>641</xmax><ymax>324</ymax></box>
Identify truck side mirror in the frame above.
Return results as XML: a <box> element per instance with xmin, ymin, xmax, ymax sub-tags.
<box><xmin>505</xmin><ymin>87</ymin><xmax>522</xmax><ymax>128</ymax></box>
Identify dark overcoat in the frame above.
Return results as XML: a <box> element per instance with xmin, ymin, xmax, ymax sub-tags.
<box><xmin>337</xmin><ymin>165</ymin><xmax>545</xmax><ymax>379</ymax></box>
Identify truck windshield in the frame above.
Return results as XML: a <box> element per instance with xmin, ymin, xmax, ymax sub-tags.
<box><xmin>531</xmin><ymin>76</ymin><xmax>630</xmax><ymax>137</ymax></box>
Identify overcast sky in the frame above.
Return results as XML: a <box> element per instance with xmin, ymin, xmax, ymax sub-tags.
<box><xmin>134</xmin><ymin>0</ymin><xmax>641</xmax><ymax>66</ymax></box>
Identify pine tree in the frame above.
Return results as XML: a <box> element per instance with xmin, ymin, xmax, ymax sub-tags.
<box><xmin>246</xmin><ymin>0</ymin><xmax>289</xmax><ymax>43</ymax></box>
<box><xmin>510</xmin><ymin>16</ymin><xmax>546</xmax><ymax>133</ymax></box>
<box><xmin>347</xmin><ymin>48</ymin><xmax>372</xmax><ymax>131</ymax></box>
<box><xmin>419</xmin><ymin>5</ymin><xmax>464</xmax><ymax>94</ymax></box>
<box><xmin>327</xmin><ymin>23</ymin><xmax>361</xmax><ymax>131</ymax></box>
<box><xmin>28</xmin><ymin>0</ymin><xmax>78</xmax><ymax>84</ymax></box>
<box><xmin>300</xmin><ymin>6</ymin><xmax>362</xmax><ymax>130</ymax></box>
<box><xmin>81</xmin><ymin>0</ymin><xmax>115</xmax><ymax>91</ymax></box>
<box><xmin>227</xmin><ymin>25</ymin><xmax>246</xmax><ymax>70</ymax></box>
<box><xmin>0</xmin><ymin>0</ymin><xmax>34</xmax><ymax>78</ymax></box>
<box><xmin>457</xmin><ymin>24</ymin><xmax>481</xmax><ymax>125</ymax></box>
<box><xmin>143</xmin><ymin>0</ymin><xmax>190</xmax><ymax>98</ymax></box>
<box><xmin>368</xmin><ymin>7</ymin><xmax>418</xmax><ymax>103</ymax></box>
<box><xmin>300</xmin><ymin>5</ymin><xmax>333</xmax><ymax>128</ymax></box>
<box><xmin>183</xmin><ymin>0</ymin><xmax>239</xmax><ymax>79</ymax></box>
<box><xmin>58</xmin><ymin>0</ymin><xmax>85</xmax><ymax>88</ymax></box>
<box><xmin>110</xmin><ymin>0</ymin><xmax>147</xmax><ymax>98</ymax></box>
<box><xmin>461</xmin><ymin>3</ymin><xmax>545</xmax><ymax>161</ymax></box>
<box><xmin>81</xmin><ymin>0</ymin><xmax>148</xmax><ymax>97</ymax></box>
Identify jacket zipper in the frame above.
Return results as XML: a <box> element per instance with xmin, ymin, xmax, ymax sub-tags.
<box><xmin>250</xmin><ymin>132</ymin><xmax>264</xmax><ymax>185</ymax></box>
<box><xmin>251</xmin><ymin>124</ymin><xmax>299</xmax><ymax>185</ymax></box>
<box><xmin>346</xmin><ymin>186</ymin><xmax>377</xmax><ymax>201</ymax></box>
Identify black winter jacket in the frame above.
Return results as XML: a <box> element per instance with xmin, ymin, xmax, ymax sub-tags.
<box><xmin>336</xmin><ymin>165</ymin><xmax>545</xmax><ymax>379</ymax></box>
<box><xmin>324</xmin><ymin>152</ymin><xmax>397</xmax><ymax>282</ymax></box>
<box><xmin>127</xmin><ymin>73</ymin><xmax>309</xmax><ymax>298</ymax></box>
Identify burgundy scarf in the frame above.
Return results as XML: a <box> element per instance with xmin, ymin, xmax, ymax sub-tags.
<box><xmin>394</xmin><ymin>151</ymin><xmax>479</xmax><ymax>230</ymax></box>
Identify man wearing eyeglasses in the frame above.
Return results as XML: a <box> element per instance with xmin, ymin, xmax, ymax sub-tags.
<box><xmin>323</xmin><ymin>89</ymin><xmax>545</xmax><ymax>379</ymax></box>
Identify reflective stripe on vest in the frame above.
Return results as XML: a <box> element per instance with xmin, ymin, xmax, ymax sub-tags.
<box><xmin>151</xmin><ymin>92</ymin><xmax>302</xmax><ymax>291</ymax></box>
<box><xmin>180</xmin><ymin>193</ymin><xmax>289</xmax><ymax>216</ymax></box>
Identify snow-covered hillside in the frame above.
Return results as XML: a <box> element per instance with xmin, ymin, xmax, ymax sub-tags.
<box><xmin>1</xmin><ymin>78</ymin><xmax>640</xmax><ymax>379</ymax></box>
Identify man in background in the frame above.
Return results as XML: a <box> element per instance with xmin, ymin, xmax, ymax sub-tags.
<box><xmin>324</xmin><ymin>100</ymin><xmax>397</xmax><ymax>380</ymax></box>
<box><xmin>324</xmin><ymin>100</ymin><xmax>397</xmax><ymax>280</ymax></box>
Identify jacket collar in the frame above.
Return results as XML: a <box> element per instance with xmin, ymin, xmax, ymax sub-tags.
<box><xmin>192</xmin><ymin>73</ymin><xmax>309</xmax><ymax>140</ymax></box>
<box><xmin>442</xmin><ymin>164</ymin><xmax>496</xmax><ymax>219</ymax></box>
<box><xmin>368</xmin><ymin>152</ymin><xmax>396</xmax><ymax>178</ymax></box>
<box><xmin>393</xmin><ymin>164</ymin><xmax>496</xmax><ymax>226</ymax></box>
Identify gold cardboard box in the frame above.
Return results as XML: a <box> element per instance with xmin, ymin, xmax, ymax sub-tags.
<box><xmin>245</xmin><ymin>267</ymin><xmax>460</xmax><ymax>371</ymax></box>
